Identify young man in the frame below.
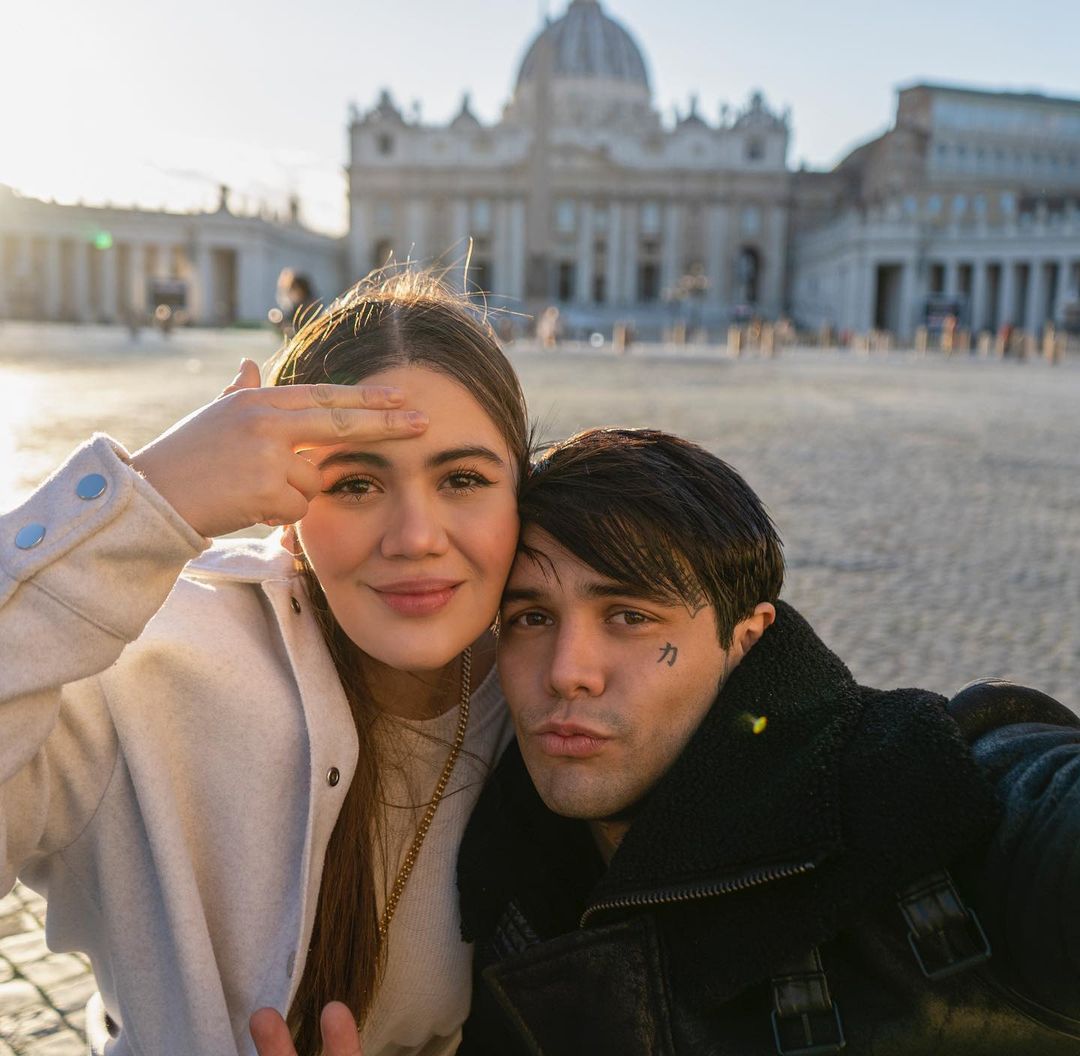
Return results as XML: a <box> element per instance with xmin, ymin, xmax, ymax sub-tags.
<box><xmin>457</xmin><ymin>428</ymin><xmax>1080</xmax><ymax>1055</ymax></box>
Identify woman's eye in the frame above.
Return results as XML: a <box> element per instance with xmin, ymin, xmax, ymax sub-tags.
<box><xmin>325</xmin><ymin>475</ymin><xmax>376</xmax><ymax>499</ymax></box>
<box><xmin>445</xmin><ymin>469</ymin><xmax>493</xmax><ymax>492</ymax></box>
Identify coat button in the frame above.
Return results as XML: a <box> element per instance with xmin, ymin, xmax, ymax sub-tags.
<box><xmin>290</xmin><ymin>596</ymin><xmax>301</xmax><ymax>614</ymax></box>
<box><xmin>76</xmin><ymin>473</ymin><xmax>108</xmax><ymax>500</ymax></box>
<box><xmin>15</xmin><ymin>523</ymin><xmax>46</xmax><ymax>549</ymax></box>
<box><xmin>326</xmin><ymin>767</ymin><xmax>340</xmax><ymax>787</ymax></box>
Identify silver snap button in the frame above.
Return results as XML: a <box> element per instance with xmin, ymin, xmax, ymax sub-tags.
<box><xmin>286</xmin><ymin>951</ymin><xmax>296</xmax><ymax>978</ymax></box>
<box><xmin>15</xmin><ymin>524</ymin><xmax>46</xmax><ymax>550</ymax></box>
<box><xmin>76</xmin><ymin>473</ymin><xmax>108</xmax><ymax>500</ymax></box>
<box><xmin>290</xmin><ymin>596</ymin><xmax>301</xmax><ymax>614</ymax></box>
<box><xmin>326</xmin><ymin>767</ymin><xmax>340</xmax><ymax>787</ymax></box>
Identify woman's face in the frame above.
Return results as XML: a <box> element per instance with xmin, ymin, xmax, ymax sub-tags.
<box><xmin>296</xmin><ymin>364</ymin><xmax>520</xmax><ymax>673</ymax></box>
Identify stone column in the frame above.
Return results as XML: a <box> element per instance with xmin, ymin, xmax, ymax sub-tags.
<box><xmin>0</xmin><ymin>237</ymin><xmax>8</xmax><ymax>318</ymax></box>
<box><xmin>71</xmin><ymin>241</ymin><xmax>90</xmax><ymax>322</ymax></box>
<box><xmin>576</xmin><ymin>200</ymin><xmax>594</xmax><ymax>304</ymax></box>
<box><xmin>404</xmin><ymin>199</ymin><xmax>427</xmax><ymax>258</ymax></box>
<box><xmin>508</xmin><ymin>199</ymin><xmax>526</xmax><ymax>302</ymax></box>
<box><xmin>236</xmin><ymin>247</ymin><xmax>269</xmax><ymax>324</ymax></box>
<box><xmin>970</xmin><ymin>259</ymin><xmax>989</xmax><ymax>333</ymax></box>
<box><xmin>660</xmin><ymin>202</ymin><xmax>682</xmax><ymax>296</ymax></box>
<box><xmin>194</xmin><ymin>243</ymin><xmax>215</xmax><ymax>325</ymax></box>
<box><xmin>853</xmin><ymin>254</ymin><xmax>873</xmax><ymax>333</ymax></box>
<box><xmin>763</xmin><ymin>205</ymin><xmax>788</xmax><ymax>317</ymax></box>
<box><xmin>348</xmin><ymin>198</ymin><xmax>370</xmax><ymax>281</ymax></box>
<box><xmin>1055</xmin><ymin>258</ymin><xmax>1076</xmax><ymax>324</ymax></box>
<box><xmin>898</xmin><ymin>258</ymin><xmax>919</xmax><ymax>341</ymax></box>
<box><xmin>100</xmin><ymin>245</ymin><xmax>118</xmax><ymax>323</ymax></box>
<box><xmin>128</xmin><ymin>244</ymin><xmax>146</xmax><ymax>316</ymax></box>
<box><xmin>622</xmin><ymin>204</ymin><xmax>639</xmax><ymax>309</ymax></box>
<box><xmin>42</xmin><ymin>238</ymin><xmax>61</xmax><ymax>320</ymax></box>
<box><xmin>1025</xmin><ymin>259</ymin><xmax>1044</xmax><ymax>333</ymax></box>
<box><xmin>706</xmin><ymin>204</ymin><xmax>729</xmax><ymax>306</ymax></box>
<box><xmin>999</xmin><ymin>260</ymin><xmax>1016</xmax><ymax>327</ymax></box>
<box><xmin>449</xmin><ymin>198</ymin><xmax>470</xmax><ymax>291</ymax></box>
<box><xmin>606</xmin><ymin>203</ymin><xmax>624</xmax><ymax>304</ymax></box>
<box><xmin>492</xmin><ymin>199</ymin><xmax>510</xmax><ymax>300</ymax></box>
<box><xmin>943</xmin><ymin>259</ymin><xmax>959</xmax><ymax>298</ymax></box>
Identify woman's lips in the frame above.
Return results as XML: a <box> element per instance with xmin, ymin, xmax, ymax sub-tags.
<box><xmin>372</xmin><ymin>580</ymin><xmax>461</xmax><ymax>617</ymax></box>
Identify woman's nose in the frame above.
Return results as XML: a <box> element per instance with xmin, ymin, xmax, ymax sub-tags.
<box><xmin>380</xmin><ymin>494</ymin><xmax>450</xmax><ymax>559</ymax></box>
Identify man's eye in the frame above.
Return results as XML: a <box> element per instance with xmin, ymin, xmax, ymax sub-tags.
<box><xmin>611</xmin><ymin>610</ymin><xmax>650</xmax><ymax>626</ymax></box>
<box><xmin>507</xmin><ymin>611</ymin><xmax>551</xmax><ymax>628</ymax></box>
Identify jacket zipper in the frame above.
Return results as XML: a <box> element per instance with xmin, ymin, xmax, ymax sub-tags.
<box><xmin>580</xmin><ymin>858</ymin><xmax>818</xmax><ymax>927</ymax></box>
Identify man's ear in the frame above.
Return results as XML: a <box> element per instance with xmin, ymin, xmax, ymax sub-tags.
<box><xmin>730</xmin><ymin>602</ymin><xmax>776</xmax><ymax>664</ymax></box>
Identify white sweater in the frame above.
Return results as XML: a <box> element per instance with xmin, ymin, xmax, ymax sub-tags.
<box><xmin>0</xmin><ymin>436</ymin><xmax>511</xmax><ymax>1056</ymax></box>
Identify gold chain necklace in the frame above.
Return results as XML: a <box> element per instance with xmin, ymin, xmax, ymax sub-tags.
<box><xmin>377</xmin><ymin>647</ymin><xmax>472</xmax><ymax>940</ymax></box>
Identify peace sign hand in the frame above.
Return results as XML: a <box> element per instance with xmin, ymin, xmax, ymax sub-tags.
<box><xmin>250</xmin><ymin>1002</ymin><xmax>363</xmax><ymax>1056</ymax></box>
<box><xmin>131</xmin><ymin>359</ymin><xmax>428</xmax><ymax>538</ymax></box>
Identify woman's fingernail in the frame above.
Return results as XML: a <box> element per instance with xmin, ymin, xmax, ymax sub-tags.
<box><xmin>407</xmin><ymin>411</ymin><xmax>428</xmax><ymax>427</ymax></box>
<box><xmin>382</xmin><ymin>387</ymin><xmax>404</xmax><ymax>403</ymax></box>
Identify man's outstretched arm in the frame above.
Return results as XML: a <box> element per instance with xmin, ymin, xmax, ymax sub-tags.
<box><xmin>969</xmin><ymin>715</ymin><xmax>1080</xmax><ymax>1023</ymax></box>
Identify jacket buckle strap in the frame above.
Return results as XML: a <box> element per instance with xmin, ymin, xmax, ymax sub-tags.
<box><xmin>897</xmin><ymin>869</ymin><xmax>992</xmax><ymax>980</ymax></box>
<box><xmin>770</xmin><ymin>946</ymin><xmax>846</xmax><ymax>1055</ymax></box>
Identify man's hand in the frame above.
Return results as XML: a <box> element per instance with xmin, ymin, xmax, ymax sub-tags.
<box><xmin>131</xmin><ymin>359</ymin><xmax>428</xmax><ymax>537</ymax></box>
<box><xmin>250</xmin><ymin>1002</ymin><xmax>362</xmax><ymax>1056</ymax></box>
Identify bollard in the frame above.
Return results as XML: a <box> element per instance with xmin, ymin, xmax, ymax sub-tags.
<box><xmin>977</xmin><ymin>331</ymin><xmax>992</xmax><ymax>357</ymax></box>
<box><xmin>761</xmin><ymin>324</ymin><xmax>775</xmax><ymax>358</ymax></box>
<box><xmin>1042</xmin><ymin>325</ymin><xmax>1057</xmax><ymax>362</ymax></box>
<box><xmin>727</xmin><ymin>326</ymin><xmax>742</xmax><ymax>357</ymax></box>
<box><xmin>915</xmin><ymin>327</ymin><xmax>928</xmax><ymax>356</ymax></box>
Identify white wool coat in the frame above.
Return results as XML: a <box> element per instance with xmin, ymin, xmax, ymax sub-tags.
<box><xmin>0</xmin><ymin>436</ymin><xmax>508</xmax><ymax>1056</ymax></box>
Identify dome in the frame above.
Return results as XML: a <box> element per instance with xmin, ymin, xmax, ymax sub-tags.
<box><xmin>516</xmin><ymin>0</ymin><xmax>650</xmax><ymax>94</ymax></box>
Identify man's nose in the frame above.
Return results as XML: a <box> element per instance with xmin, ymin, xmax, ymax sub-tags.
<box><xmin>380</xmin><ymin>493</ymin><xmax>450</xmax><ymax>559</ymax></box>
<box><xmin>546</xmin><ymin>623</ymin><xmax>605</xmax><ymax>700</ymax></box>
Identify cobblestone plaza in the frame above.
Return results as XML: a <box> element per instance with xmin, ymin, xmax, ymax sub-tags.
<box><xmin>1</xmin><ymin>324</ymin><xmax>1078</xmax><ymax>1051</ymax></box>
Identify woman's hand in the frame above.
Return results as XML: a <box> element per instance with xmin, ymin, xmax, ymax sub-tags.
<box><xmin>130</xmin><ymin>359</ymin><xmax>428</xmax><ymax>538</ymax></box>
<box><xmin>249</xmin><ymin>1003</ymin><xmax>362</xmax><ymax>1056</ymax></box>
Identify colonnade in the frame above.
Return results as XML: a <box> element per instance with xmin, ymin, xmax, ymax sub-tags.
<box><xmin>350</xmin><ymin>196</ymin><xmax>788</xmax><ymax>316</ymax></box>
<box><xmin>0</xmin><ymin>233</ymin><xmax>212</xmax><ymax>323</ymax></box>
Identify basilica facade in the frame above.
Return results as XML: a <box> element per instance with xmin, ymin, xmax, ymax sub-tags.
<box><xmin>347</xmin><ymin>0</ymin><xmax>792</xmax><ymax>335</ymax></box>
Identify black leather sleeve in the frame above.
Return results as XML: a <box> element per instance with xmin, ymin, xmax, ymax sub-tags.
<box><xmin>967</xmin><ymin>711</ymin><xmax>1080</xmax><ymax>1022</ymax></box>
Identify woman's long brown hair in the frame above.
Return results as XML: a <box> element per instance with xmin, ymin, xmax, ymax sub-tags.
<box><xmin>270</xmin><ymin>270</ymin><xmax>529</xmax><ymax>1053</ymax></box>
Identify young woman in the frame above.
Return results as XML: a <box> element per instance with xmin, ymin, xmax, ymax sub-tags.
<box><xmin>0</xmin><ymin>272</ymin><xmax>530</xmax><ymax>1056</ymax></box>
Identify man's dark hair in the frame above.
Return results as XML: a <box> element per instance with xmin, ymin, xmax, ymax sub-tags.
<box><xmin>518</xmin><ymin>428</ymin><xmax>784</xmax><ymax>647</ymax></box>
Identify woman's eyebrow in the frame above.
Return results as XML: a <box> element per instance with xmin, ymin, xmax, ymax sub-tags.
<box><xmin>427</xmin><ymin>446</ymin><xmax>506</xmax><ymax>469</ymax></box>
<box><xmin>316</xmin><ymin>445</ymin><xmax>505</xmax><ymax>472</ymax></box>
<box><xmin>317</xmin><ymin>450</ymin><xmax>390</xmax><ymax>471</ymax></box>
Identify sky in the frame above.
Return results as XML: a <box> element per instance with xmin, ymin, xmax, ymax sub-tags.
<box><xmin>2</xmin><ymin>0</ymin><xmax>1078</xmax><ymax>236</ymax></box>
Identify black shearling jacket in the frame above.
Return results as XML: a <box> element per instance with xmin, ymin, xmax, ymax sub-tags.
<box><xmin>456</xmin><ymin>602</ymin><xmax>1080</xmax><ymax>1055</ymax></box>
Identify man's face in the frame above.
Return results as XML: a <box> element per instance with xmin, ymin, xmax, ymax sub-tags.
<box><xmin>498</xmin><ymin>527</ymin><xmax>734</xmax><ymax>822</ymax></box>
